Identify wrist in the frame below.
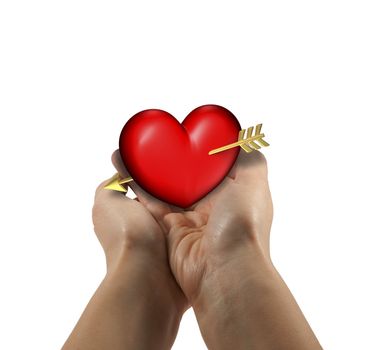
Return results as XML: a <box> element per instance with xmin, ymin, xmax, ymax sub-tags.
<box><xmin>191</xmin><ymin>241</ymin><xmax>278</xmax><ymax>349</ymax></box>
<box><xmin>109</xmin><ymin>246</ymin><xmax>186</xmax><ymax>307</ymax></box>
<box><xmin>103</xmin><ymin>252</ymin><xmax>185</xmax><ymax>349</ymax></box>
<box><xmin>191</xmin><ymin>239</ymin><xmax>322</xmax><ymax>350</ymax></box>
<box><xmin>192</xmin><ymin>237</ymin><xmax>275</xmax><ymax>317</ymax></box>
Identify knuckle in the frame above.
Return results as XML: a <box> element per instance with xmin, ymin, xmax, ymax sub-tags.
<box><xmin>256</xmin><ymin>150</ymin><xmax>267</xmax><ymax>162</ymax></box>
<box><xmin>92</xmin><ymin>201</ymin><xmax>105</xmax><ymax>225</ymax></box>
<box><xmin>95</xmin><ymin>180</ymin><xmax>108</xmax><ymax>196</ymax></box>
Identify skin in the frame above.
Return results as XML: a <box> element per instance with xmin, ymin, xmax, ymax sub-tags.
<box><xmin>63</xmin><ymin>149</ymin><xmax>322</xmax><ymax>350</ymax></box>
<box><xmin>62</xmin><ymin>167</ymin><xmax>188</xmax><ymax>350</ymax></box>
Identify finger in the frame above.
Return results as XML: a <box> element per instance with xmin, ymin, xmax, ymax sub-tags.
<box><xmin>111</xmin><ymin>149</ymin><xmax>129</xmax><ymax>177</ymax></box>
<box><xmin>183</xmin><ymin>210</ymin><xmax>208</xmax><ymax>227</ymax></box>
<box><xmin>162</xmin><ymin>212</ymin><xmax>187</xmax><ymax>234</ymax></box>
<box><xmin>163</xmin><ymin>212</ymin><xmax>207</xmax><ymax>264</ymax></box>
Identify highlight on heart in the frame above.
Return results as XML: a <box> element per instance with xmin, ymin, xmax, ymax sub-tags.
<box><xmin>104</xmin><ymin>105</ymin><xmax>270</xmax><ymax>207</ymax></box>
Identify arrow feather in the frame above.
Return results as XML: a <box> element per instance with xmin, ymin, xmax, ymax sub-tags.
<box><xmin>241</xmin><ymin>144</ymin><xmax>253</xmax><ymax>153</ymax></box>
<box><xmin>248</xmin><ymin>140</ymin><xmax>261</xmax><ymax>149</ymax></box>
<box><xmin>255</xmin><ymin>124</ymin><xmax>262</xmax><ymax>135</ymax></box>
<box><xmin>246</xmin><ymin>126</ymin><xmax>253</xmax><ymax>138</ymax></box>
<box><xmin>257</xmin><ymin>138</ymin><xmax>270</xmax><ymax>147</ymax></box>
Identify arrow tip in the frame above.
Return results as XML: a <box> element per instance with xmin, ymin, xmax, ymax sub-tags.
<box><xmin>104</xmin><ymin>174</ymin><xmax>128</xmax><ymax>192</ymax></box>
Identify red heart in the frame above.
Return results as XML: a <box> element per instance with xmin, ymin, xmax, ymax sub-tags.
<box><xmin>119</xmin><ymin>105</ymin><xmax>241</xmax><ymax>208</ymax></box>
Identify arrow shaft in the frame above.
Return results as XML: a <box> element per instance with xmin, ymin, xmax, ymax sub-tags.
<box><xmin>209</xmin><ymin>133</ymin><xmax>265</xmax><ymax>155</ymax></box>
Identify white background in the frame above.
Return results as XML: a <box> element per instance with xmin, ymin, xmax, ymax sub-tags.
<box><xmin>1</xmin><ymin>1</ymin><xmax>368</xmax><ymax>349</ymax></box>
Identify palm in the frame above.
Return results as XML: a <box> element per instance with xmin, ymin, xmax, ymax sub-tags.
<box><xmin>113</xmin><ymin>150</ymin><xmax>272</xmax><ymax>301</ymax></box>
<box><xmin>163</xmin><ymin>168</ymin><xmax>269</xmax><ymax>300</ymax></box>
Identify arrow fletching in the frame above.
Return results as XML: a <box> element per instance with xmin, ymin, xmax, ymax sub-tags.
<box><xmin>208</xmin><ymin>123</ymin><xmax>270</xmax><ymax>155</ymax></box>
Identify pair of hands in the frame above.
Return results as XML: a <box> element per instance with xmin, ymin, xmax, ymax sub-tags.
<box><xmin>65</xmin><ymin>149</ymin><xmax>321</xmax><ymax>350</ymax></box>
<box><xmin>93</xmin><ymin>149</ymin><xmax>273</xmax><ymax>316</ymax></box>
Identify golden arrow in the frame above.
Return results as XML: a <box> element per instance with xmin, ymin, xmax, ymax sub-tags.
<box><xmin>104</xmin><ymin>124</ymin><xmax>269</xmax><ymax>193</ymax></box>
<box><xmin>208</xmin><ymin>124</ymin><xmax>269</xmax><ymax>155</ymax></box>
<box><xmin>104</xmin><ymin>173</ymin><xmax>134</xmax><ymax>192</ymax></box>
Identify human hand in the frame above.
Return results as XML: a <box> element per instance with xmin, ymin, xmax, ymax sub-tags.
<box><xmin>63</xmin><ymin>157</ymin><xmax>189</xmax><ymax>350</ymax></box>
<box><xmin>163</xmin><ymin>150</ymin><xmax>273</xmax><ymax>302</ymax></box>
<box><xmin>93</xmin><ymin>154</ymin><xmax>188</xmax><ymax>313</ymax></box>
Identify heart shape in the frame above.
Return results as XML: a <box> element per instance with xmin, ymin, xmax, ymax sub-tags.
<box><xmin>119</xmin><ymin>105</ymin><xmax>241</xmax><ymax>208</ymax></box>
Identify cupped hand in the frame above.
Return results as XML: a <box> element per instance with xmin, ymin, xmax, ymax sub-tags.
<box><xmin>92</xmin><ymin>154</ymin><xmax>188</xmax><ymax>313</ymax></box>
<box><xmin>111</xmin><ymin>150</ymin><xmax>273</xmax><ymax>304</ymax></box>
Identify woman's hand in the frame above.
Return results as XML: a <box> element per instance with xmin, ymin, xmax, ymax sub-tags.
<box><xmin>93</xmin><ymin>153</ymin><xmax>189</xmax><ymax>312</ymax></box>
<box><xmin>62</xmin><ymin>153</ymin><xmax>188</xmax><ymax>350</ymax></box>
<box><xmin>161</xmin><ymin>150</ymin><xmax>273</xmax><ymax>302</ymax></box>
<box><xmin>64</xmin><ymin>149</ymin><xmax>320</xmax><ymax>350</ymax></box>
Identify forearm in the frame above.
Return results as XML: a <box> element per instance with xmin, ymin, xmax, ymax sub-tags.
<box><xmin>193</xmin><ymin>240</ymin><xmax>322</xmax><ymax>350</ymax></box>
<box><xmin>62</xmin><ymin>251</ymin><xmax>183</xmax><ymax>350</ymax></box>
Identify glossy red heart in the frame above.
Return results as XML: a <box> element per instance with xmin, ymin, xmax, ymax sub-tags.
<box><xmin>119</xmin><ymin>105</ymin><xmax>241</xmax><ymax>208</ymax></box>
